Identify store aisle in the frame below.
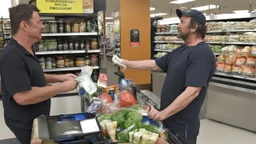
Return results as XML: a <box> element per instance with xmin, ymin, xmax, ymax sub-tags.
<box><xmin>198</xmin><ymin>119</ymin><xmax>256</xmax><ymax>144</ymax></box>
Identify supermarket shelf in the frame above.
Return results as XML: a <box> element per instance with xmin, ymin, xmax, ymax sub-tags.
<box><xmin>154</xmin><ymin>41</ymin><xmax>183</xmax><ymax>44</ymax></box>
<box><xmin>207</xmin><ymin>29</ymin><xmax>256</xmax><ymax>33</ymax></box>
<box><xmin>155</xmin><ymin>32</ymin><xmax>177</xmax><ymax>35</ymax></box>
<box><xmin>206</xmin><ymin>42</ymin><xmax>256</xmax><ymax>45</ymax></box>
<box><xmin>42</xmin><ymin>32</ymin><xmax>98</xmax><ymax>37</ymax></box>
<box><xmin>43</xmin><ymin>66</ymin><xmax>99</xmax><ymax>72</ymax></box>
<box><xmin>35</xmin><ymin>49</ymin><xmax>100</xmax><ymax>55</ymax></box>
<box><xmin>87</xmin><ymin>49</ymin><xmax>101</xmax><ymax>53</ymax></box>
<box><xmin>214</xmin><ymin>72</ymin><xmax>256</xmax><ymax>82</ymax></box>
<box><xmin>154</xmin><ymin>49</ymin><xmax>173</xmax><ymax>52</ymax></box>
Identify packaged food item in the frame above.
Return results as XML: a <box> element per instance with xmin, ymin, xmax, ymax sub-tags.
<box><xmin>90</xmin><ymin>38</ymin><xmax>98</xmax><ymax>49</ymax></box>
<box><xmin>216</xmin><ymin>62</ymin><xmax>225</xmax><ymax>72</ymax></box>
<box><xmin>83</xmin><ymin>0</ymin><xmax>94</xmax><ymax>13</ymax></box>
<box><xmin>72</xmin><ymin>22</ymin><xmax>79</xmax><ymax>32</ymax></box>
<box><xmin>97</xmin><ymin>73</ymin><xmax>108</xmax><ymax>88</ymax></box>
<box><xmin>76</xmin><ymin>57</ymin><xmax>86</xmax><ymax>67</ymax></box>
<box><xmin>225</xmin><ymin>54</ymin><xmax>236</xmax><ymax>65</ymax></box>
<box><xmin>231</xmin><ymin>65</ymin><xmax>242</xmax><ymax>75</ymax></box>
<box><xmin>217</xmin><ymin>55</ymin><xmax>225</xmax><ymax>62</ymax></box>
<box><xmin>64</xmin><ymin>58</ymin><xmax>70</xmax><ymax>67</ymax></box>
<box><xmin>58</xmin><ymin>21</ymin><xmax>64</xmax><ymax>33</ymax></box>
<box><xmin>85</xmin><ymin>55</ymin><xmax>90</xmax><ymax>66</ymax></box>
<box><xmin>56</xmin><ymin>56</ymin><xmax>65</xmax><ymax>68</ymax></box>
<box><xmin>242</xmin><ymin>66</ymin><xmax>255</xmax><ymax>77</ymax></box>
<box><xmin>224</xmin><ymin>64</ymin><xmax>232</xmax><ymax>73</ymax></box>
<box><xmin>79</xmin><ymin>22</ymin><xmax>86</xmax><ymax>32</ymax></box>
<box><xmin>245</xmin><ymin>56</ymin><xmax>256</xmax><ymax>66</ymax></box>
<box><xmin>250</xmin><ymin>46</ymin><xmax>256</xmax><ymax>56</ymax></box>
<box><xmin>87</xmin><ymin>98</ymin><xmax>102</xmax><ymax>114</ymax></box>
<box><xmin>234</xmin><ymin>57</ymin><xmax>246</xmax><ymax>66</ymax></box>
<box><xmin>90</xmin><ymin>55</ymin><xmax>98</xmax><ymax>66</ymax></box>
<box><xmin>46</xmin><ymin>57</ymin><xmax>52</xmax><ymax>69</ymax></box>
<box><xmin>69</xmin><ymin>57</ymin><xmax>75</xmax><ymax>67</ymax></box>
<box><xmin>65</xmin><ymin>21</ymin><xmax>71</xmax><ymax>33</ymax></box>
<box><xmin>240</xmin><ymin>46</ymin><xmax>251</xmax><ymax>57</ymax></box>
<box><xmin>39</xmin><ymin>57</ymin><xmax>45</xmax><ymax>69</ymax></box>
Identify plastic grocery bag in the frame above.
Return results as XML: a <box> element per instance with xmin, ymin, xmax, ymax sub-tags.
<box><xmin>76</xmin><ymin>66</ymin><xmax>97</xmax><ymax>98</ymax></box>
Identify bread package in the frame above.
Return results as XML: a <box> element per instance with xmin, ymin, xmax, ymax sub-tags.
<box><xmin>242</xmin><ymin>66</ymin><xmax>255</xmax><ymax>77</ymax></box>
<box><xmin>231</xmin><ymin>65</ymin><xmax>242</xmax><ymax>75</ymax></box>
<box><xmin>216</xmin><ymin>62</ymin><xmax>225</xmax><ymax>72</ymax></box>
<box><xmin>224</xmin><ymin>64</ymin><xmax>232</xmax><ymax>73</ymax></box>
<box><xmin>250</xmin><ymin>46</ymin><xmax>256</xmax><ymax>56</ymax></box>
<box><xmin>234</xmin><ymin>57</ymin><xmax>246</xmax><ymax>66</ymax></box>
<box><xmin>217</xmin><ymin>55</ymin><xmax>225</xmax><ymax>62</ymax></box>
<box><xmin>245</xmin><ymin>56</ymin><xmax>256</xmax><ymax>66</ymax></box>
<box><xmin>225</xmin><ymin>54</ymin><xmax>236</xmax><ymax>65</ymax></box>
<box><xmin>240</xmin><ymin>46</ymin><xmax>251</xmax><ymax>57</ymax></box>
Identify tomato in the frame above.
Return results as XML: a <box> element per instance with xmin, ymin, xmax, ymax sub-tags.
<box><xmin>98</xmin><ymin>93</ymin><xmax>113</xmax><ymax>113</ymax></box>
<box><xmin>118</xmin><ymin>91</ymin><xmax>137</xmax><ymax>107</ymax></box>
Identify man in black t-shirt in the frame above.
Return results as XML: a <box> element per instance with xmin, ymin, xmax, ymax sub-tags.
<box><xmin>0</xmin><ymin>4</ymin><xmax>78</xmax><ymax>144</ymax></box>
<box><xmin>113</xmin><ymin>9</ymin><xmax>216</xmax><ymax>144</ymax></box>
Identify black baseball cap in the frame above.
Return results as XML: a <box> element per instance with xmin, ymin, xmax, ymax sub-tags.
<box><xmin>176</xmin><ymin>9</ymin><xmax>206</xmax><ymax>26</ymax></box>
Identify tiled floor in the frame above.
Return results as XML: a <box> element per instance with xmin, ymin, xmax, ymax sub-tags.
<box><xmin>198</xmin><ymin>119</ymin><xmax>256</xmax><ymax>144</ymax></box>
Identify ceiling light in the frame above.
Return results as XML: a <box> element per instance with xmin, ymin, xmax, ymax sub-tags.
<box><xmin>150</xmin><ymin>7</ymin><xmax>155</xmax><ymax>11</ymax></box>
<box><xmin>105</xmin><ymin>17</ymin><xmax>113</xmax><ymax>20</ymax></box>
<box><xmin>170</xmin><ymin>0</ymin><xmax>195</xmax><ymax>4</ymax></box>
<box><xmin>150</xmin><ymin>13</ymin><xmax>167</xmax><ymax>17</ymax></box>
<box><xmin>233</xmin><ymin>10</ymin><xmax>249</xmax><ymax>14</ymax></box>
<box><xmin>191</xmin><ymin>5</ymin><xmax>219</xmax><ymax>11</ymax></box>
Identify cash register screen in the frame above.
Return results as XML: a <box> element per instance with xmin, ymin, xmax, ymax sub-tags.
<box><xmin>80</xmin><ymin>118</ymin><xmax>100</xmax><ymax>134</ymax></box>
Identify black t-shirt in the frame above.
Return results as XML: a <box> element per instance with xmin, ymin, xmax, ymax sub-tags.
<box><xmin>0</xmin><ymin>38</ymin><xmax>50</xmax><ymax>130</ymax></box>
<box><xmin>155</xmin><ymin>42</ymin><xmax>216</xmax><ymax>141</ymax></box>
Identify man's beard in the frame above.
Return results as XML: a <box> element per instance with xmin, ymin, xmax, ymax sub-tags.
<box><xmin>177</xmin><ymin>31</ymin><xmax>189</xmax><ymax>41</ymax></box>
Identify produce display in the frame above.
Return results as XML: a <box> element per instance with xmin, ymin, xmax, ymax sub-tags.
<box><xmin>209</xmin><ymin>45</ymin><xmax>222</xmax><ymax>53</ymax></box>
<box><xmin>216</xmin><ymin>45</ymin><xmax>256</xmax><ymax>77</ymax></box>
<box><xmin>207</xmin><ymin>21</ymin><xmax>256</xmax><ymax>31</ymax></box>
<box><xmin>154</xmin><ymin>36</ymin><xmax>182</xmax><ymax>42</ymax></box>
<box><xmin>205</xmin><ymin>33</ymin><xmax>256</xmax><ymax>43</ymax></box>
<box><xmin>154</xmin><ymin>52</ymin><xmax>168</xmax><ymax>58</ymax></box>
<box><xmin>155</xmin><ymin>43</ymin><xmax>181</xmax><ymax>50</ymax></box>
<box><xmin>156</xmin><ymin>24</ymin><xmax>178</xmax><ymax>33</ymax></box>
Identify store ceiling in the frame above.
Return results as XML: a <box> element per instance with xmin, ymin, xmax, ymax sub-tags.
<box><xmin>106</xmin><ymin>0</ymin><xmax>256</xmax><ymax>18</ymax></box>
<box><xmin>19</xmin><ymin>0</ymin><xmax>256</xmax><ymax>18</ymax></box>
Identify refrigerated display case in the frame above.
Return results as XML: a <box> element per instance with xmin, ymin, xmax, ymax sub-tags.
<box><xmin>151</xmin><ymin>12</ymin><xmax>256</xmax><ymax>132</ymax></box>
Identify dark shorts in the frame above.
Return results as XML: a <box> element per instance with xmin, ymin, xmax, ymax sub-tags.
<box><xmin>168</xmin><ymin>129</ymin><xmax>197</xmax><ymax>144</ymax></box>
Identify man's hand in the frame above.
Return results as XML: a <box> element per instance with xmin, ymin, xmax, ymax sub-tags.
<box><xmin>60</xmin><ymin>80</ymin><xmax>78</xmax><ymax>92</ymax></box>
<box><xmin>112</xmin><ymin>55</ymin><xmax>126</xmax><ymax>69</ymax></box>
<box><xmin>59</xmin><ymin>74</ymin><xmax>77</xmax><ymax>82</ymax></box>
<box><xmin>148</xmin><ymin>106</ymin><xmax>167</xmax><ymax>121</ymax></box>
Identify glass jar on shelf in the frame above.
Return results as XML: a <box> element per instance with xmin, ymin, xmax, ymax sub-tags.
<box><xmin>46</xmin><ymin>57</ymin><xmax>52</xmax><ymax>69</ymax></box>
<box><xmin>65</xmin><ymin>21</ymin><xmax>71</xmax><ymax>33</ymax></box>
<box><xmin>86</xmin><ymin>20</ymin><xmax>91</xmax><ymax>32</ymax></box>
<box><xmin>63</xmin><ymin>41</ymin><xmax>69</xmax><ymax>50</ymax></box>
<box><xmin>90</xmin><ymin>38</ymin><xmax>98</xmax><ymax>49</ymax></box>
<box><xmin>38</xmin><ymin>41</ymin><xmax>44</xmax><ymax>52</ymax></box>
<box><xmin>80</xmin><ymin>40</ymin><xmax>85</xmax><ymax>50</ymax></box>
<box><xmin>56</xmin><ymin>56</ymin><xmax>65</xmax><ymax>68</ymax></box>
<box><xmin>90</xmin><ymin>54</ymin><xmax>98</xmax><ymax>66</ymax></box>
<box><xmin>69</xmin><ymin>57</ymin><xmax>75</xmax><ymax>67</ymax></box>
<box><xmin>58</xmin><ymin>21</ymin><xmax>64</xmax><ymax>33</ymax></box>
<box><xmin>79</xmin><ymin>21</ymin><xmax>86</xmax><ymax>32</ymax></box>
<box><xmin>74</xmin><ymin>41</ymin><xmax>79</xmax><ymax>50</ymax></box>
<box><xmin>39</xmin><ymin>57</ymin><xmax>45</xmax><ymax>69</ymax></box>
<box><xmin>57</xmin><ymin>41</ymin><xmax>63</xmax><ymax>50</ymax></box>
<box><xmin>76</xmin><ymin>57</ymin><xmax>86</xmax><ymax>67</ymax></box>
<box><xmin>64</xmin><ymin>57</ymin><xmax>70</xmax><ymax>67</ymax></box>
<box><xmin>52</xmin><ymin>58</ymin><xmax>56</xmax><ymax>68</ymax></box>
<box><xmin>69</xmin><ymin>41</ymin><xmax>74</xmax><ymax>50</ymax></box>
<box><xmin>85</xmin><ymin>41</ymin><xmax>90</xmax><ymax>50</ymax></box>
<box><xmin>85</xmin><ymin>55</ymin><xmax>90</xmax><ymax>66</ymax></box>
<box><xmin>50</xmin><ymin>21</ymin><xmax>57</xmax><ymax>33</ymax></box>
<box><xmin>72</xmin><ymin>22</ymin><xmax>79</xmax><ymax>33</ymax></box>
